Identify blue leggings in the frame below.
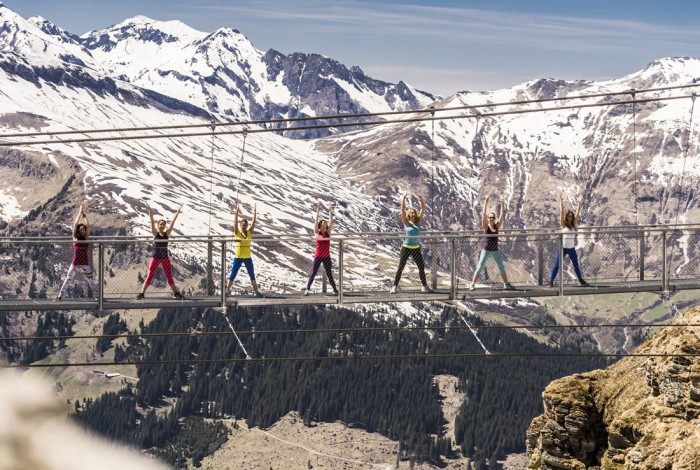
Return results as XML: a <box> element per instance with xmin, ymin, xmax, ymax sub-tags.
<box><xmin>550</xmin><ymin>248</ymin><xmax>583</xmax><ymax>281</ymax></box>
<box><xmin>228</xmin><ymin>257</ymin><xmax>255</xmax><ymax>281</ymax></box>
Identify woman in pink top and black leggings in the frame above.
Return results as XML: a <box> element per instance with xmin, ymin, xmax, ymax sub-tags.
<box><xmin>304</xmin><ymin>202</ymin><xmax>338</xmax><ymax>295</ymax></box>
<box><xmin>57</xmin><ymin>205</ymin><xmax>96</xmax><ymax>300</ymax></box>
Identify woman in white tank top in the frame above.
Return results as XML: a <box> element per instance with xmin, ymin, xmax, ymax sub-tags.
<box><xmin>548</xmin><ymin>194</ymin><xmax>588</xmax><ymax>287</ymax></box>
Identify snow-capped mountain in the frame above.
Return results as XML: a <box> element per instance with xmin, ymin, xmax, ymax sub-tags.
<box><xmin>1</xmin><ymin>3</ymin><xmax>437</xmax><ymax>139</ymax></box>
<box><xmin>77</xmin><ymin>15</ymin><xmax>437</xmax><ymax>138</ymax></box>
<box><xmin>0</xmin><ymin>3</ymin><xmax>94</xmax><ymax>67</ymax></box>
<box><xmin>318</xmin><ymin>56</ymin><xmax>700</xmax><ymax>233</ymax></box>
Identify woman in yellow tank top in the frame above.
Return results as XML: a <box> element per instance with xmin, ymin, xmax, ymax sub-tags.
<box><xmin>225</xmin><ymin>202</ymin><xmax>263</xmax><ymax>297</ymax></box>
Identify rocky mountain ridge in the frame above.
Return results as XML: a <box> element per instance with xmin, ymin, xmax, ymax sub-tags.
<box><xmin>527</xmin><ymin>306</ymin><xmax>700</xmax><ymax>469</ymax></box>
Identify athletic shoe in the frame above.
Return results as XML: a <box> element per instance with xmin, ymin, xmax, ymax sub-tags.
<box><xmin>547</xmin><ymin>281</ymin><xmax>554</xmax><ymax>288</ymax></box>
<box><xmin>135</xmin><ymin>293</ymin><xmax>144</xmax><ymax>300</ymax></box>
<box><xmin>421</xmin><ymin>285</ymin><xmax>434</xmax><ymax>293</ymax></box>
<box><xmin>503</xmin><ymin>283</ymin><xmax>515</xmax><ymax>290</ymax></box>
<box><xmin>173</xmin><ymin>291</ymin><xmax>184</xmax><ymax>299</ymax></box>
<box><xmin>332</xmin><ymin>288</ymin><xmax>339</xmax><ymax>295</ymax></box>
<box><xmin>303</xmin><ymin>289</ymin><xmax>310</xmax><ymax>296</ymax></box>
<box><xmin>389</xmin><ymin>286</ymin><xmax>397</xmax><ymax>294</ymax></box>
<box><xmin>252</xmin><ymin>291</ymin><xmax>264</xmax><ymax>298</ymax></box>
<box><xmin>468</xmin><ymin>284</ymin><xmax>476</xmax><ymax>291</ymax></box>
<box><xmin>579</xmin><ymin>279</ymin><xmax>589</xmax><ymax>287</ymax></box>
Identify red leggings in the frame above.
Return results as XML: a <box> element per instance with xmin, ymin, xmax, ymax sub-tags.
<box><xmin>144</xmin><ymin>257</ymin><xmax>174</xmax><ymax>286</ymax></box>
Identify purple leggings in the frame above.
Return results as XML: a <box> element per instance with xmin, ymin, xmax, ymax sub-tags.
<box><xmin>306</xmin><ymin>257</ymin><xmax>337</xmax><ymax>291</ymax></box>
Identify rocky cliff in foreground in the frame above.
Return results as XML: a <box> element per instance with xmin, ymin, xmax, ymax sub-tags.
<box><xmin>527</xmin><ymin>306</ymin><xmax>700</xmax><ymax>469</ymax></box>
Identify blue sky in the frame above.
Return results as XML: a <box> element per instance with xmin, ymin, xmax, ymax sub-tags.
<box><xmin>4</xmin><ymin>0</ymin><xmax>700</xmax><ymax>96</ymax></box>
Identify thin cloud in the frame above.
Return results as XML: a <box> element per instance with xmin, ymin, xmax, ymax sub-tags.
<box><xmin>182</xmin><ymin>1</ymin><xmax>700</xmax><ymax>54</ymax></box>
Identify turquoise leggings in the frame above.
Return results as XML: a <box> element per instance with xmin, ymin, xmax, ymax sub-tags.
<box><xmin>474</xmin><ymin>250</ymin><xmax>506</xmax><ymax>277</ymax></box>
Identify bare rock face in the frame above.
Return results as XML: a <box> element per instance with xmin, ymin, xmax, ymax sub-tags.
<box><xmin>527</xmin><ymin>307</ymin><xmax>700</xmax><ymax>469</ymax></box>
<box><xmin>0</xmin><ymin>370</ymin><xmax>166</xmax><ymax>470</ymax></box>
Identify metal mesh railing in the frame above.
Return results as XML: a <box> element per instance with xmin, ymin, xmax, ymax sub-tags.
<box><xmin>1</xmin><ymin>225</ymin><xmax>699</xmax><ymax>304</ymax></box>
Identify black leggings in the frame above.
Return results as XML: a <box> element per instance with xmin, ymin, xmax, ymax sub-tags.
<box><xmin>393</xmin><ymin>246</ymin><xmax>427</xmax><ymax>287</ymax></box>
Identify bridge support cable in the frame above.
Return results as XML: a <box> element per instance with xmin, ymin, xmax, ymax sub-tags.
<box><xmin>629</xmin><ymin>89</ymin><xmax>639</xmax><ymax>224</ymax></box>
<box><xmin>430</xmin><ymin>106</ymin><xmax>438</xmax><ymax>290</ymax></box>
<box><xmin>667</xmin><ymin>93</ymin><xmax>698</xmax><ymax>292</ymax></box>
<box><xmin>214</xmin><ymin>307</ymin><xmax>251</xmax><ymax>360</ymax></box>
<box><xmin>234</xmin><ymin>129</ymin><xmax>249</xmax><ymax>210</ymax></box>
<box><xmin>453</xmin><ymin>301</ymin><xmax>491</xmax><ymax>355</ymax></box>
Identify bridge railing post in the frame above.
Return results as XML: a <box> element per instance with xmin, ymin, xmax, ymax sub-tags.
<box><xmin>338</xmin><ymin>239</ymin><xmax>344</xmax><ymax>304</ymax></box>
<box><xmin>431</xmin><ymin>240</ymin><xmax>438</xmax><ymax>290</ymax></box>
<box><xmin>537</xmin><ymin>239</ymin><xmax>544</xmax><ymax>286</ymax></box>
<box><xmin>206</xmin><ymin>236</ymin><xmax>214</xmax><ymax>296</ymax></box>
<box><xmin>98</xmin><ymin>242</ymin><xmax>104</xmax><ymax>310</ymax></box>
<box><xmin>639</xmin><ymin>228</ymin><xmax>645</xmax><ymax>281</ymax></box>
<box><xmin>661</xmin><ymin>230</ymin><xmax>668</xmax><ymax>292</ymax></box>
<box><xmin>220</xmin><ymin>241</ymin><xmax>227</xmax><ymax>308</ymax></box>
<box><xmin>558</xmin><ymin>232</ymin><xmax>564</xmax><ymax>296</ymax></box>
<box><xmin>450</xmin><ymin>238</ymin><xmax>457</xmax><ymax>300</ymax></box>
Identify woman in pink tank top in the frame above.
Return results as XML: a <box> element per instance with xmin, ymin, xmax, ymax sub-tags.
<box><xmin>303</xmin><ymin>202</ymin><xmax>338</xmax><ymax>295</ymax></box>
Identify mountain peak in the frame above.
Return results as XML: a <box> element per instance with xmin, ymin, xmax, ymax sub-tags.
<box><xmin>111</xmin><ymin>15</ymin><xmax>205</xmax><ymax>40</ymax></box>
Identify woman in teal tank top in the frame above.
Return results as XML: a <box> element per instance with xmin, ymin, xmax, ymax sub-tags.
<box><xmin>390</xmin><ymin>192</ymin><xmax>432</xmax><ymax>293</ymax></box>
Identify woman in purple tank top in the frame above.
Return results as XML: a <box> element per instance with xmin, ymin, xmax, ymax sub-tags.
<box><xmin>57</xmin><ymin>205</ymin><xmax>97</xmax><ymax>300</ymax></box>
<box><xmin>469</xmin><ymin>195</ymin><xmax>513</xmax><ymax>291</ymax></box>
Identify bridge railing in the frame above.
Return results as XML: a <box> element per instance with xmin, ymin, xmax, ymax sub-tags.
<box><xmin>0</xmin><ymin>225</ymin><xmax>698</xmax><ymax>305</ymax></box>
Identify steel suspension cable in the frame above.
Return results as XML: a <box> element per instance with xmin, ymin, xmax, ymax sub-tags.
<box><xmin>4</xmin><ymin>351</ymin><xmax>700</xmax><ymax>370</ymax></box>
<box><xmin>668</xmin><ymin>93</ymin><xmax>698</xmax><ymax>283</ymax></box>
<box><xmin>234</xmin><ymin>130</ymin><xmax>248</xmax><ymax>210</ymax></box>
<box><xmin>2</xmin><ymin>322</ymin><xmax>695</xmax><ymax>344</ymax></box>
<box><xmin>207</xmin><ymin>123</ymin><xmax>217</xmax><ymax>236</ymax></box>
<box><xmin>0</xmin><ymin>92</ymin><xmax>697</xmax><ymax>147</ymax></box>
<box><xmin>2</xmin><ymin>83</ymin><xmax>699</xmax><ymax>139</ymax></box>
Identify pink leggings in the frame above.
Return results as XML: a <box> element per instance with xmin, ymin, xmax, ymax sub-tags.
<box><xmin>144</xmin><ymin>257</ymin><xmax>174</xmax><ymax>286</ymax></box>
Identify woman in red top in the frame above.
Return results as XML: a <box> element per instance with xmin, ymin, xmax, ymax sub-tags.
<box><xmin>304</xmin><ymin>202</ymin><xmax>338</xmax><ymax>295</ymax></box>
<box><xmin>57</xmin><ymin>205</ymin><xmax>96</xmax><ymax>300</ymax></box>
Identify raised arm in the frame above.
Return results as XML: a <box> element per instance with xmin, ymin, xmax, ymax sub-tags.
<box><xmin>497</xmin><ymin>196</ymin><xmax>505</xmax><ymax>228</ymax></box>
<box><xmin>481</xmin><ymin>195</ymin><xmax>490</xmax><ymax>230</ymax></box>
<box><xmin>314</xmin><ymin>202</ymin><xmax>321</xmax><ymax>234</ymax></box>
<box><xmin>249</xmin><ymin>203</ymin><xmax>257</xmax><ymax>233</ymax></box>
<box><xmin>416</xmin><ymin>193</ymin><xmax>425</xmax><ymax>223</ymax></box>
<box><xmin>327</xmin><ymin>203</ymin><xmax>334</xmax><ymax>233</ymax></box>
<box><xmin>81</xmin><ymin>206</ymin><xmax>90</xmax><ymax>239</ymax></box>
<box><xmin>400</xmin><ymin>193</ymin><xmax>409</xmax><ymax>227</ymax></box>
<box><xmin>233</xmin><ymin>203</ymin><xmax>239</xmax><ymax>235</ymax></box>
<box><xmin>166</xmin><ymin>203</ymin><xmax>183</xmax><ymax>236</ymax></box>
<box><xmin>574</xmin><ymin>195</ymin><xmax>583</xmax><ymax>225</ymax></box>
<box><xmin>146</xmin><ymin>203</ymin><xmax>157</xmax><ymax>237</ymax></box>
<box><xmin>72</xmin><ymin>205</ymin><xmax>84</xmax><ymax>233</ymax></box>
<box><xmin>559</xmin><ymin>193</ymin><xmax>566</xmax><ymax>227</ymax></box>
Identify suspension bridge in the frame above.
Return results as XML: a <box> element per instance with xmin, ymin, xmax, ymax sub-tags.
<box><xmin>1</xmin><ymin>224</ymin><xmax>699</xmax><ymax>312</ymax></box>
